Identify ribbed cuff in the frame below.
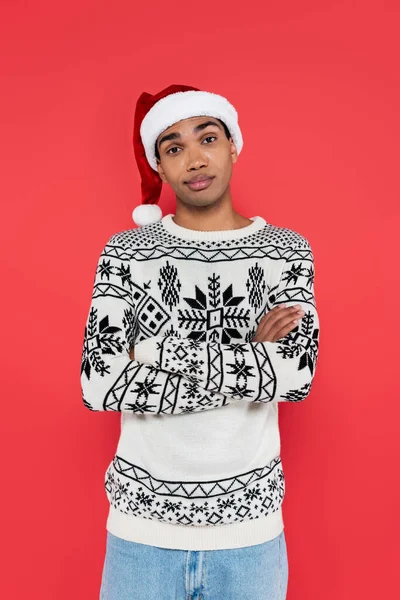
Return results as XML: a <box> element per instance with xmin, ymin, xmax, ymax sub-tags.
<box><xmin>134</xmin><ymin>336</ymin><xmax>162</xmax><ymax>365</ymax></box>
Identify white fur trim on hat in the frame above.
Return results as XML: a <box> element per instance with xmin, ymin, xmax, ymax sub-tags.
<box><xmin>140</xmin><ymin>90</ymin><xmax>243</xmax><ymax>171</ymax></box>
<box><xmin>132</xmin><ymin>204</ymin><xmax>163</xmax><ymax>226</ymax></box>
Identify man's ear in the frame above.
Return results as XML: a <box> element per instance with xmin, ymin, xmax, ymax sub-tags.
<box><xmin>156</xmin><ymin>158</ymin><xmax>168</xmax><ymax>183</ymax></box>
<box><xmin>230</xmin><ymin>138</ymin><xmax>238</xmax><ymax>164</ymax></box>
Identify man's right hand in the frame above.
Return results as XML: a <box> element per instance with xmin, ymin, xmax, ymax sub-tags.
<box><xmin>252</xmin><ymin>304</ymin><xmax>305</xmax><ymax>342</ymax></box>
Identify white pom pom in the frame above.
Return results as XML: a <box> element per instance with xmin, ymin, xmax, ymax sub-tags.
<box><xmin>132</xmin><ymin>204</ymin><xmax>163</xmax><ymax>226</ymax></box>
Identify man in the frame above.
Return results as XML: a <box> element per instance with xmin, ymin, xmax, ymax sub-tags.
<box><xmin>80</xmin><ymin>84</ymin><xmax>320</xmax><ymax>600</ymax></box>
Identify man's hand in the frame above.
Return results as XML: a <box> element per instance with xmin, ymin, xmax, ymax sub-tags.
<box><xmin>252</xmin><ymin>304</ymin><xmax>305</xmax><ymax>342</ymax></box>
<box><xmin>129</xmin><ymin>347</ymin><xmax>135</xmax><ymax>360</ymax></box>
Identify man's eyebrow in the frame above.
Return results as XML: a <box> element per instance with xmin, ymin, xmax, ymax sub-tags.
<box><xmin>157</xmin><ymin>120</ymin><xmax>222</xmax><ymax>149</ymax></box>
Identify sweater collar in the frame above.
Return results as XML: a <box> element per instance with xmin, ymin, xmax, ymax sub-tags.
<box><xmin>161</xmin><ymin>213</ymin><xmax>267</xmax><ymax>242</ymax></box>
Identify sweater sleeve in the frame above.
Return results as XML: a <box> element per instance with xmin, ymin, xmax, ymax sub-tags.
<box><xmin>80</xmin><ymin>234</ymin><xmax>239</xmax><ymax>414</ymax></box>
<box><xmin>134</xmin><ymin>237</ymin><xmax>320</xmax><ymax>403</ymax></box>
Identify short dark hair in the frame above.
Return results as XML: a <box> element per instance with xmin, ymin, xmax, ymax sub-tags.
<box><xmin>154</xmin><ymin>118</ymin><xmax>231</xmax><ymax>162</ymax></box>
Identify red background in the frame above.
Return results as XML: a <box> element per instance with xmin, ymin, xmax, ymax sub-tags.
<box><xmin>1</xmin><ymin>1</ymin><xmax>399</xmax><ymax>597</ymax></box>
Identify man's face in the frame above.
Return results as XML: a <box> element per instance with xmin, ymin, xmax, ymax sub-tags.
<box><xmin>155</xmin><ymin>116</ymin><xmax>238</xmax><ymax>208</ymax></box>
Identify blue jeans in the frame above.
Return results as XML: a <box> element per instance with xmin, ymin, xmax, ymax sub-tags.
<box><xmin>99</xmin><ymin>530</ymin><xmax>288</xmax><ymax>599</ymax></box>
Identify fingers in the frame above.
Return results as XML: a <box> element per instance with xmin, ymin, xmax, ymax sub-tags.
<box><xmin>253</xmin><ymin>304</ymin><xmax>305</xmax><ymax>342</ymax></box>
<box><xmin>272</xmin><ymin>320</ymin><xmax>300</xmax><ymax>342</ymax></box>
<box><xmin>269</xmin><ymin>306</ymin><xmax>303</xmax><ymax>340</ymax></box>
<box><xmin>257</xmin><ymin>305</ymin><xmax>285</xmax><ymax>327</ymax></box>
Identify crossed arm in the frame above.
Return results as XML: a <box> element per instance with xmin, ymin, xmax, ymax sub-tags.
<box><xmin>134</xmin><ymin>239</ymin><xmax>320</xmax><ymax>403</ymax></box>
<box><xmin>80</xmin><ymin>233</ymin><xmax>319</xmax><ymax>414</ymax></box>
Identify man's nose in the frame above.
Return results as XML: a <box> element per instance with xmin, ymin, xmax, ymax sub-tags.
<box><xmin>186</xmin><ymin>147</ymin><xmax>208</xmax><ymax>170</ymax></box>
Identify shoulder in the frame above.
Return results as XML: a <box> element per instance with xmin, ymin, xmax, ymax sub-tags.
<box><xmin>105</xmin><ymin>221</ymin><xmax>161</xmax><ymax>251</ymax></box>
<box><xmin>260</xmin><ymin>220</ymin><xmax>312</xmax><ymax>251</ymax></box>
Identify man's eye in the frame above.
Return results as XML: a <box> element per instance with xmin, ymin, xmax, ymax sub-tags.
<box><xmin>166</xmin><ymin>146</ymin><xmax>180</xmax><ymax>155</ymax></box>
<box><xmin>203</xmin><ymin>136</ymin><xmax>217</xmax><ymax>144</ymax></box>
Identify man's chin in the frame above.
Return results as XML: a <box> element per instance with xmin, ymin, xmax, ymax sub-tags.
<box><xmin>177</xmin><ymin>194</ymin><xmax>218</xmax><ymax>208</ymax></box>
<box><xmin>186</xmin><ymin>200</ymin><xmax>219</xmax><ymax>210</ymax></box>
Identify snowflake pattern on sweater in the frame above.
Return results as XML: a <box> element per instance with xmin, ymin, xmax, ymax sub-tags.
<box><xmin>104</xmin><ymin>455</ymin><xmax>285</xmax><ymax>527</ymax></box>
<box><xmin>80</xmin><ymin>215</ymin><xmax>320</xmax><ymax>532</ymax></box>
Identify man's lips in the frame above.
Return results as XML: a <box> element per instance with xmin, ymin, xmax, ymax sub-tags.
<box><xmin>186</xmin><ymin>174</ymin><xmax>213</xmax><ymax>183</ymax></box>
<box><xmin>185</xmin><ymin>176</ymin><xmax>214</xmax><ymax>190</ymax></box>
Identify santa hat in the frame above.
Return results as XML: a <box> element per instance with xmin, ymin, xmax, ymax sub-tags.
<box><xmin>132</xmin><ymin>83</ymin><xmax>244</xmax><ymax>227</ymax></box>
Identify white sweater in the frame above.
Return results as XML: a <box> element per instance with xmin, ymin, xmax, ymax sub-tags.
<box><xmin>80</xmin><ymin>213</ymin><xmax>320</xmax><ymax>550</ymax></box>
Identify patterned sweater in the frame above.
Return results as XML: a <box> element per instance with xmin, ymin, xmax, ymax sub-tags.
<box><xmin>80</xmin><ymin>213</ymin><xmax>320</xmax><ymax>550</ymax></box>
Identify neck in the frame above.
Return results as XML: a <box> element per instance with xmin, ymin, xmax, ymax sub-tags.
<box><xmin>173</xmin><ymin>196</ymin><xmax>252</xmax><ymax>232</ymax></box>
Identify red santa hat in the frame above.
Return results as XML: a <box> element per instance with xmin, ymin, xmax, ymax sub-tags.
<box><xmin>132</xmin><ymin>83</ymin><xmax>244</xmax><ymax>226</ymax></box>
